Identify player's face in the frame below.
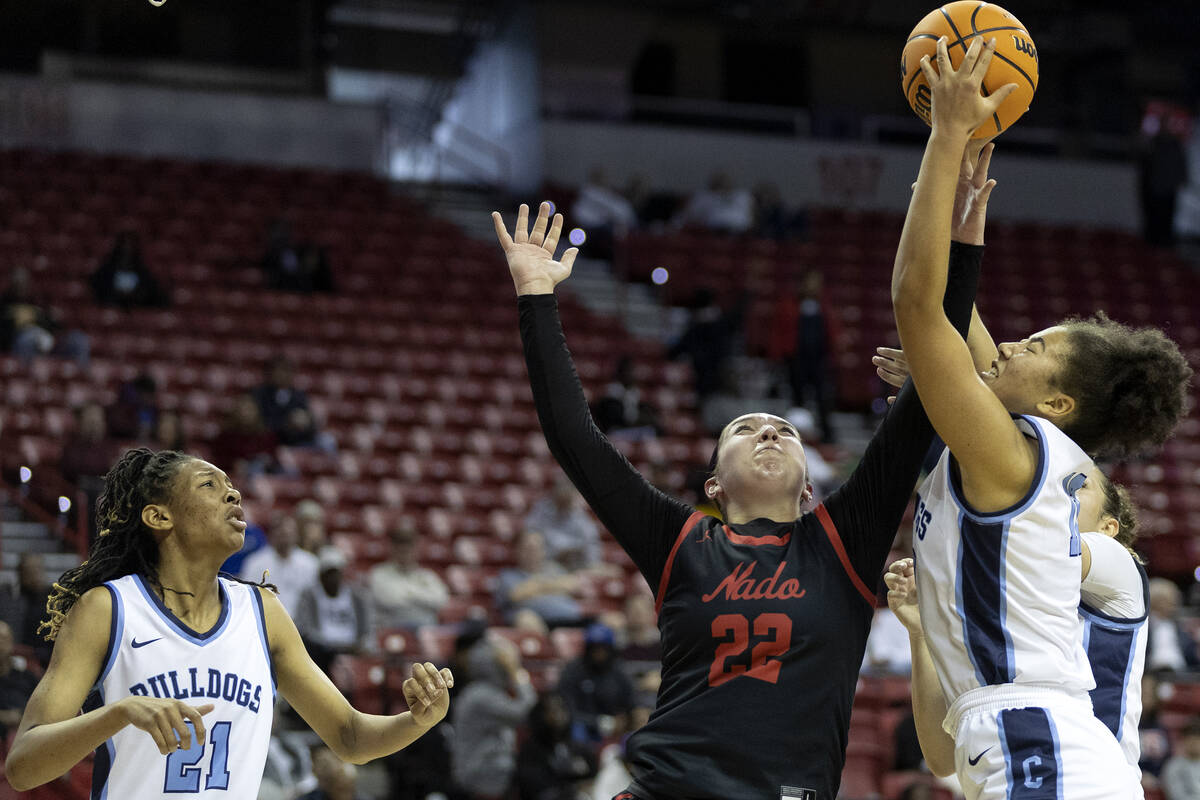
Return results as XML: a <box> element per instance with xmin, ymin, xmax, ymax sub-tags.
<box><xmin>1074</xmin><ymin>465</ymin><xmax>1118</xmax><ymax>538</ymax></box>
<box><xmin>171</xmin><ymin>459</ymin><xmax>246</xmax><ymax>554</ymax></box>
<box><xmin>979</xmin><ymin>326</ymin><xmax>1072</xmax><ymax>415</ymax></box>
<box><xmin>714</xmin><ymin>413</ymin><xmax>808</xmax><ymax>502</ymax></box>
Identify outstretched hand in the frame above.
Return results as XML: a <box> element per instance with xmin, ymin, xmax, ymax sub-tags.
<box><xmin>920</xmin><ymin>36</ymin><xmax>1018</xmax><ymax>140</ymax></box>
<box><xmin>493</xmin><ymin>202</ymin><xmax>579</xmax><ymax>296</ymax></box>
<box><xmin>952</xmin><ymin>141</ymin><xmax>996</xmax><ymax>245</ymax></box>
<box><xmin>884</xmin><ymin>558</ymin><xmax>923</xmax><ymax>635</ymax></box>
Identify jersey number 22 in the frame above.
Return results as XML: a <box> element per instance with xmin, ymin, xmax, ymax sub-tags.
<box><xmin>708</xmin><ymin>613</ymin><xmax>792</xmax><ymax>687</ymax></box>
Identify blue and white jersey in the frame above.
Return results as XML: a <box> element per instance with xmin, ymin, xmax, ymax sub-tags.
<box><xmin>913</xmin><ymin>414</ymin><xmax>1095</xmax><ymax>705</ymax></box>
<box><xmin>90</xmin><ymin>574</ymin><xmax>275</xmax><ymax>799</ymax></box>
<box><xmin>1079</xmin><ymin>532</ymin><xmax>1149</xmax><ymax>770</ymax></box>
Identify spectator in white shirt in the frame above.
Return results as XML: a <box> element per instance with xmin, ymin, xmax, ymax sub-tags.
<box><xmin>673</xmin><ymin>171</ymin><xmax>754</xmax><ymax>234</ymax></box>
<box><xmin>240</xmin><ymin>512</ymin><xmax>319</xmax><ymax>617</ymax></box>
<box><xmin>368</xmin><ymin>522</ymin><xmax>449</xmax><ymax>629</ymax></box>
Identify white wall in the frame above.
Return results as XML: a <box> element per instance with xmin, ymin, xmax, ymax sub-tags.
<box><xmin>0</xmin><ymin>74</ymin><xmax>382</xmax><ymax>171</ymax></box>
<box><xmin>543</xmin><ymin>119</ymin><xmax>1140</xmax><ymax>230</ymax></box>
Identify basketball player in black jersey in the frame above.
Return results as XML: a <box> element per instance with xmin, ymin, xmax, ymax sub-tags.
<box><xmin>491</xmin><ymin>189</ymin><xmax>988</xmax><ymax>800</ymax></box>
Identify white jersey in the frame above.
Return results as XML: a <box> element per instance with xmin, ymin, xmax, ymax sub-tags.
<box><xmin>91</xmin><ymin>574</ymin><xmax>275</xmax><ymax>799</ymax></box>
<box><xmin>913</xmin><ymin>415</ymin><xmax>1095</xmax><ymax>705</ymax></box>
<box><xmin>1079</xmin><ymin>532</ymin><xmax>1149</xmax><ymax>770</ymax></box>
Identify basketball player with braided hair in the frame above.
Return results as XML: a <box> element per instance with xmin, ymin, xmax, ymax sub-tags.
<box><xmin>892</xmin><ymin>35</ymin><xmax>1190</xmax><ymax>799</ymax></box>
<box><xmin>5</xmin><ymin>448</ymin><xmax>454</xmax><ymax>797</ymax></box>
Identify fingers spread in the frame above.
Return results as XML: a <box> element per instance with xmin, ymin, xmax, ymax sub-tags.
<box><xmin>960</xmin><ymin>35</ymin><xmax>984</xmax><ymax>75</ymax></box>
<box><xmin>543</xmin><ymin>213</ymin><xmax>564</xmax><ymax>254</ymax></box>
<box><xmin>919</xmin><ymin>54</ymin><xmax>938</xmax><ymax>85</ymax></box>
<box><xmin>936</xmin><ymin>37</ymin><xmax>951</xmax><ymax>73</ymax></box>
<box><xmin>975</xmin><ymin>142</ymin><xmax>995</xmax><ymax>184</ymax></box>
<box><xmin>492</xmin><ymin>211</ymin><xmax>514</xmax><ymax>250</ymax></box>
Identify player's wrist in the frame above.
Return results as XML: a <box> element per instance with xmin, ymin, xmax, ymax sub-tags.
<box><xmin>514</xmin><ymin>278</ymin><xmax>556</xmax><ymax>296</ymax></box>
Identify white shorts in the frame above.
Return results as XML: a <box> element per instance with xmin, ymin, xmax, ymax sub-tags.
<box><xmin>947</xmin><ymin>685</ymin><xmax>1142</xmax><ymax>800</ymax></box>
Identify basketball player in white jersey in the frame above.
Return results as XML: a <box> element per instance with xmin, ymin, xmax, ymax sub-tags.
<box><xmin>882</xmin><ymin>464</ymin><xmax>1148</xmax><ymax>789</ymax></box>
<box><xmin>5</xmin><ymin>449</ymin><xmax>455</xmax><ymax>797</ymax></box>
<box><xmin>876</xmin><ymin>342</ymin><xmax>1152</xmax><ymax>778</ymax></box>
<box><xmin>891</xmin><ymin>35</ymin><xmax>1189</xmax><ymax>799</ymax></box>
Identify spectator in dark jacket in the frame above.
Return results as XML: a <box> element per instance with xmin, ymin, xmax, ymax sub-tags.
<box><xmin>558</xmin><ymin>624</ymin><xmax>636</xmax><ymax>744</ymax></box>
<box><xmin>252</xmin><ymin>358</ymin><xmax>311</xmax><ymax>436</ymax></box>
<box><xmin>90</xmin><ymin>231</ymin><xmax>169</xmax><ymax>308</ymax></box>
<box><xmin>517</xmin><ymin>692</ymin><xmax>598</xmax><ymax>800</ymax></box>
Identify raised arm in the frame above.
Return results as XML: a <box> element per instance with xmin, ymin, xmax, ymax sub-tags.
<box><xmin>891</xmin><ymin>36</ymin><xmax>1030</xmax><ymax>512</ymax></box>
<box><xmin>6</xmin><ymin>588</ymin><xmax>214</xmax><ymax>791</ymax></box>
<box><xmin>884</xmin><ymin>559</ymin><xmax>955</xmax><ymax>777</ymax></box>
<box><xmin>493</xmin><ymin>203</ymin><xmax>692</xmax><ymax>586</ymax></box>
<box><xmin>260</xmin><ymin>587</ymin><xmax>452</xmax><ymax>765</ymax></box>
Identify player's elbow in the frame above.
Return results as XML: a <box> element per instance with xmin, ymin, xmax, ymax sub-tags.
<box><xmin>5</xmin><ymin>750</ymin><xmax>40</xmax><ymax>792</ymax></box>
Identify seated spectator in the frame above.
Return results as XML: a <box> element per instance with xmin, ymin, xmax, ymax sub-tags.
<box><xmin>0</xmin><ymin>621</ymin><xmax>38</xmax><ymax>740</ymax></box>
<box><xmin>253</xmin><ymin>358</ymin><xmax>312</xmax><ymax>436</ymax></box>
<box><xmin>558</xmin><ymin>624</ymin><xmax>636</xmax><ymax>744</ymax></box>
<box><xmin>0</xmin><ymin>266</ymin><xmax>89</xmax><ymax>364</ymax></box>
<box><xmin>516</xmin><ymin>691</ymin><xmax>598</xmax><ymax>800</ymax></box>
<box><xmin>672</xmin><ymin>171</ymin><xmax>754</xmax><ymax>234</ymax></box>
<box><xmin>0</xmin><ymin>554</ymin><xmax>52</xmax><ymax>666</ymax></box>
<box><xmin>240</xmin><ymin>512</ymin><xmax>319</xmax><ymax>616</ymax></box>
<box><xmin>295</xmin><ymin>546</ymin><xmax>371</xmax><ymax>677</ymax></box>
<box><xmin>752</xmin><ymin>181</ymin><xmax>807</xmax><ymax>241</ymax></box>
<box><xmin>299</xmin><ymin>746</ymin><xmax>367</xmax><ymax>800</ymax></box>
<box><xmin>262</xmin><ymin>219</ymin><xmax>335</xmax><ymax>294</ymax></box>
<box><xmin>1147</xmin><ymin>578</ymin><xmax>1200</xmax><ymax>673</ymax></box>
<box><xmin>90</xmin><ymin>231</ymin><xmax>169</xmax><ymax>308</ymax></box>
<box><xmin>1142</xmin><ymin>672</ymin><xmax>1173</xmax><ymax>782</ymax></box>
<box><xmin>60</xmin><ymin>403</ymin><xmax>119</xmax><ymax>484</ymax></box>
<box><xmin>211</xmin><ymin>393</ymin><xmax>279</xmax><ymax>479</ymax></box>
<box><xmin>572</xmin><ymin>167</ymin><xmax>638</xmax><ymax>260</ymax></box>
<box><xmin>524</xmin><ymin>475</ymin><xmax>605</xmax><ymax>572</ymax></box>
<box><xmin>280</xmin><ymin>406</ymin><xmax>329</xmax><ymax>450</ymax></box>
<box><xmin>617</xmin><ymin>592</ymin><xmax>660</xmax><ymax>727</ymax></box>
<box><xmin>593</xmin><ymin>355</ymin><xmax>662</xmax><ymax>441</ymax></box>
<box><xmin>107</xmin><ymin>373</ymin><xmax>160</xmax><ymax>440</ymax></box>
<box><xmin>496</xmin><ymin>530</ymin><xmax>585</xmax><ymax>633</ymax></box>
<box><xmin>147</xmin><ymin>409</ymin><xmax>186</xmax><ymax>452</ymax></box>
<box><xmin>258</xmin><ymin>702</ymin><xmax>318</xmax><ymax>800</ymax></box>
<box><xmin>294</xmin><ymin>498</ymin><xmax>328</xmax><ymax>554</ymax></box>
<box><xmin>1163</xmin><ymin>717</ymin><xmax>1200</xmax><ymax>800</ymax></box>
<box><xmin>451</xmin><ymin>635</ymin><xmax>537</xmax><ymax>800</ymax></box>
<box><xmin>368</xmin><ymin>522</ymin><xmax>449</xmax><ymax>629</ymax></box>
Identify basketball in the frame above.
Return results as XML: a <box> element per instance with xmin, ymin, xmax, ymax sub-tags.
<box><xmin>901</xmin><ymin>2</ymin><xmax>1039</xmax><ymax>138</ymax></box>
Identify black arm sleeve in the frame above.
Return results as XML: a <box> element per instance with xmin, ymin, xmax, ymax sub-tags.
<box><xmin>824</xmin><ymin>242</ymin><xmax>984</xmax><ymax>584</ymax></box>
<box><xmin>519</xmin><ymin>295</ymin><xmax>694</xmax><ymax>588</ymax></box>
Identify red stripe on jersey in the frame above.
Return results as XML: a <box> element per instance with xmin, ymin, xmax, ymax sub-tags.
<box><xmin>722</xmin><ymin>525</ymin><xmax>791</xmax><ymax>547</ymax></box>
<box><xmin>814</xmin><ymin>503</ymin><xmax>876</xmax><ymax>608</ymax></box>
<box><xmin>656</xmin><ymin>511</ymin><xmax>706</xmax><ymax>615</ymax></box>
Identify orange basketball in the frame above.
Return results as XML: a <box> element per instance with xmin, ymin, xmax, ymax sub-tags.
<box><xmin>901</xmin><ymin>2</ymin><xmax>1038</xmax><ymax>138</ymax></box>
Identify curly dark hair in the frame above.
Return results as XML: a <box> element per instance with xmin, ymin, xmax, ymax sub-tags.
<box><xmin>1055</xmin><ymin>312</ymin><xmax>1192</xmax><ymax>461</ymax></box>
<box><xmin>40</xmin><ymin>448</ymin><xmax>273</xmax><ymax>641</ymax></box>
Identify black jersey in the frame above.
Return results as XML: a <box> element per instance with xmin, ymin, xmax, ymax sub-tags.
<box><xmin>517</xmin><ymin>244</ymin><xmax>982</xmax><ymax>800</ymax></box>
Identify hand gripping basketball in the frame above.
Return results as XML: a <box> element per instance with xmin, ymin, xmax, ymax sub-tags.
<box><xmin>919</xmin><ymin>37</ymin><xmax>1018</xmax><ymax>140</ymax></box>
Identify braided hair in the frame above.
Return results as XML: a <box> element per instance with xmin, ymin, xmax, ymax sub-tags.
<box><xmin>41</xmin><ymin>448</ymin><xmax>273</xmax><ymax>641</ymax></box>
<box><xmin>1100</xmin><ymin>474</ymin><xmax>1143</xmax><ymax>563</ymax></box>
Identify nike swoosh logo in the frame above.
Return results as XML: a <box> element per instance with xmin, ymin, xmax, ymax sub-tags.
<box><xmin>968</xmin><ymin>747</ymin><xmax>992</xmax><ymax>766</ymax></box>
<box><xmin>131</xmin><ymin>637</ymin><xmax>162</xmax><ymax>648</ymax></box>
